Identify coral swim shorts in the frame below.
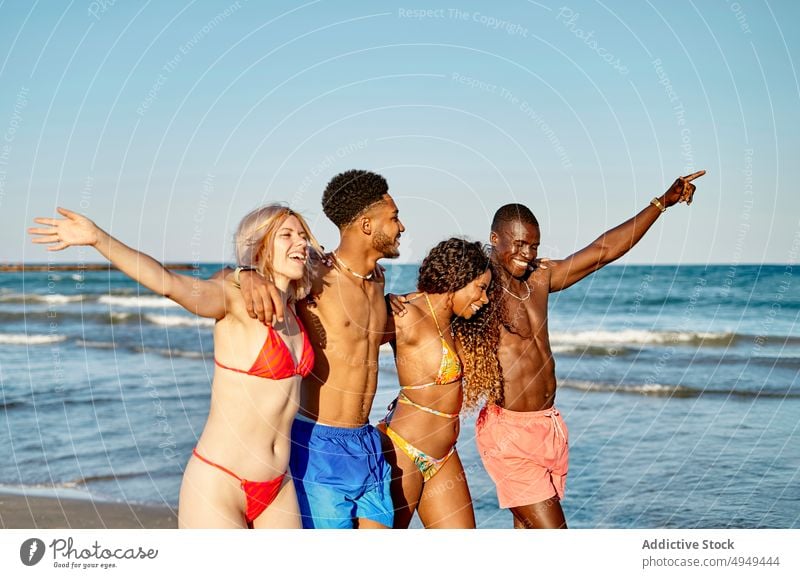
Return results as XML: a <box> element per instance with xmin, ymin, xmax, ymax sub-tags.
<box><xmin>475</xmin><ymin>404</ymin><xmax>569</xmax><ymax>509</ymax></box>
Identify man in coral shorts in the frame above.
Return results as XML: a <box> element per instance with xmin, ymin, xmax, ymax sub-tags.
<box><xmin>478</xmin><ymin>171</ymin><xmax>705</xmax><ymax>528</ymax></box>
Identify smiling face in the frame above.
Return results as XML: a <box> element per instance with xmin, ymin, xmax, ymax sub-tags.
<box><xmin>367</xmin><ymin>194</ymin><xmax>405</xmax><ymax>259</ymax></box>
<box><xmin>451</xmin><ymin>269</ymin><xmax>492</xmax><ymax>319</ymax></box>
<box><xmin>269</xmin><ymin>215</ymin><xmax>309</xmax><ymax>285</ymax></box>
<box><xmin>490</xmin><ymin>220</ymin><xmax>540</xmax><ymax>278</ymax></box>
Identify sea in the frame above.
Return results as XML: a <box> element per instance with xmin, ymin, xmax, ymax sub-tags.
<box><xmin>0</xmin><ymin>263</ymin><xmax>798</xmax><ymax>529</ymax></box>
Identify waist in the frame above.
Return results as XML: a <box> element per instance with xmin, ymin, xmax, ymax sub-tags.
<box><xmin>481</xmin><ymin>403</ymin><xmax>560</xmax><ymax>422</ymax></box>
<box><xmin>302</xmin><ymin>381</ymin><xmax>376</xmax><ymax>427</ymax></box>
<box><xmin>195</xmin><ymin>433</ymin><xmax>291</xmax><ymax>474</ymax></box>
<box><xmin>293</xmin><ymin>413</ymin><xmax>374</xmax><ymax>437</ymax></box>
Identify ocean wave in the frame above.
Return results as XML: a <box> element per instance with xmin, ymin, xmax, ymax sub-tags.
<box><xmin>133</xmin><ymin>346</ymin><xmax>208</xmax><ymax>359</ymax></box>
<box><xmin>550</xmin><ymin>344</ymin><xmax>632</xmax><ymax>357</ymax></box>
<box><xmin>99</xmin><ymin>295</ymin><xmax>180</xmax><ymax>308</ymax></box>
<box><xmin>0</xmin><ymin>400</ymin><xmax>25</xmax><ymax>410</ymax></box>
<box><xmin>560</xmin><ymin>379</ymin><xmax>698</xmax><ymax>397</ymax></box>
<box><xmin>0</xmin><ymin>333</ymin><xmax>67</xmax><ymax>345</ymax></box>
<box><xmin>76</xmin><ymin>339</ymin><xmax>209</xmax><ymax>360</ymax></box>
<box><xmin>550</xmin><ymin>330</ymin><xmax>737</xmax><ymax>347</ymax></box>
<box><xmin>0</xmin><ymin>293</ymin><xmax>83</xmax><ymax>304</ymax></box>
<box><xmin>560</xmin><ymin>379</ymin><xmax>800</xmax><ymax>399</ymax></box>
<box><xmin>67</xmin><ymin>471</ymin><xmax>149</xmax><ymax>487</ymax></box>
<box><xmin>76</xmin><ymin>339</ymin><xmax>117</xmax><ymax>350</ymax></box>
<box><xmin>144</xmin><ymin>314</ymin><xmax>215</xmax><ymax>328</ymax></box>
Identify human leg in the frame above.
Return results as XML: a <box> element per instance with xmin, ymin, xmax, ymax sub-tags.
<box><xmin>378</xmin><ymin>421</ymin><xmax>425</xmax><ymax>528</ymax></box>
<box><xmin>178</xmin><ymin>453</ymin><xmax>248</xmax><ymax>529</ymax></box>
<box><xmin>251</xmin><ymin>475</ymin><xmax>302</xmax><ymax>529</ymax></box>
<box><xmin>511</xmin><ymin>497</ymin><xmax>567</xmax><ymax>529</ymax></box>
<box><xmin>416</xmin><ymin>450</ymin><xmax>475</xmax><ymax>529</ymax></box>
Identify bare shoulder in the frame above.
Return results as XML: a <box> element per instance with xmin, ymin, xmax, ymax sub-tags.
<box><xmin>393</xmin><ymin>295</ymin><xmax>425</xmax><ymax>345</ymax></box>
<box><xmin>529</xmin><ymin>264</ymin><xmax>552</xmax><ymax>288</ymax></box>
<box><xmin>308</xmin><ymin>252</ymin><xmax>335</xmax><ymax>300</ymax></box>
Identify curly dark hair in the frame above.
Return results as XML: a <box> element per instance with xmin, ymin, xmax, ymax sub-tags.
<box><xmin>452</xmin><ymin>259</ymin><xmax>506</xmax><ymax>410</ymax></box>
<box><xmin>491</xmin><ymin>203</ymin><xmax>539</xmax><ymax>233</ymax></box>
<box><xmin>417</xmin><ymin>238</ymin><xmax>505</xmax><ymax>411</ymax></box>
<box><xmin>417</xmin><ymin>238</ymin><xmax>488</xmax><ymax>294</ymax></box>
<box><xmin>322</xmin><ymin>169</ymin><xmax>388</xmax><ymax>229</ymax></box>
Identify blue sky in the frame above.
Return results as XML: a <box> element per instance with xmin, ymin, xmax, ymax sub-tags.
<box><xmin>2</xmin><ymin>0</ymin><xmax>798</xmax><ymax>264</ymax></box>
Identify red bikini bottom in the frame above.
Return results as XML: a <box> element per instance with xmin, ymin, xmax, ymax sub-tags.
<box><xmin>192</xmin><ymin>449</ymin><xmax>286</xmax><ymax>524</ymax></box>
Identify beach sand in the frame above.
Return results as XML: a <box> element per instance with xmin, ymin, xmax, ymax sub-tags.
<box><xmin>0</xmin><ymin>492</ymin><xmax>177</xmax><ymax>529</ymax></box>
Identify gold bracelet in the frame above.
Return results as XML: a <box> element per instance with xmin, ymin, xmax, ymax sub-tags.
<box><xmin>233</xmin><ymin>266</ymin><xmax>257</xmax><ymax>289</ymax></box>
<box><xmin>650</xmin><ymin>197</ymin><xmax>666</xmax><ymax>213</ymax></box>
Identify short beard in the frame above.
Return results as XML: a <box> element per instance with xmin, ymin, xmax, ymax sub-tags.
<box><xmin>373</xmin><ymin>231</ymin><xmax>399</xmax><ymax>258</ymax></box>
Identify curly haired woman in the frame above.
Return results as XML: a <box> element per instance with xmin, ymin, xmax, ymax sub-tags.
<box><xmin>381</xmin><ymin>238</ymin><xmax>503</xmax><ymax>528</ymax></box>
<box><xmin>29</xmin><ymin>205</ymin><xmax>320</xmax><ymax>528</ymax></box>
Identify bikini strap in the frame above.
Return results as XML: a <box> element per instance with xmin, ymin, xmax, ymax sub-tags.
<box><xmin>214</xmin><ymin>358</ymin><xmax>252</xmax><ymax>375</ymax></box>
<box><xmin>400</xmin><ymin>381</ymin><xmax>437</xmax><ymax>390</ymax></box>
<box><xmin>423</xmin><ymin>293</ymin><xmax>446</xmax><ymax>339</ymax></box>
<box><xmin>192</xmin><ymin>449</ymin><xmax>244</xmax><ymax>483</ymax></box>
<box><xmin>397</xmin><ymin>392</ymin><xmax>459</xmax><ymax>419</ymax></box>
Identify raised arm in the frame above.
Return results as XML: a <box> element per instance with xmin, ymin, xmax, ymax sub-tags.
<box><xmin>548</xmin><ymin>170</ymin><xmax>705</xmax><ymax>292</ymax></box>
<box><xmin>29</xmin><ymin>207</ymin><xmax>227</xmax><ymax>319</ymax></box>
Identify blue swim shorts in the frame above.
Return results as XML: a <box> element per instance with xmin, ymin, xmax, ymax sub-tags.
<box><xmin>289</xmin><ymin>416</ymin><xmax>394</xmax><ymax>529</ymax></box>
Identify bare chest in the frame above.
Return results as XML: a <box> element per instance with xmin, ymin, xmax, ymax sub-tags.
<box><xmin>302</xmin><ymin>275</ymin><xmax>386</xmax><ymax>348</ymax></box>
<box><xmin>502</xmin><ymin>285</ymin><xmax>548</xmax><ymax>340</ymax></box>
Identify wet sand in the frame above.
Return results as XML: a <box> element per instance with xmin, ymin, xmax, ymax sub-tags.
<box><xmin>0</xmin><ymin>492</ymin><xmax>177</xmax><ymax>529</ymax></box>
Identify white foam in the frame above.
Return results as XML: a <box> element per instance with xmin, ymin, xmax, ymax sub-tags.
<box><xmin>0</xmin><ymin>333</ymin><xmax>68</xmax><ymax>345</ymax></box>
<box><xmin>76</xmin><ymin>340</ymin><xmax>116</xmax><ymax>349</ymax></box>
<box><xmin>559</xmin><ymin>379</ymin><xmax>693</xmax><ymax>397</ymax></box>
<box><xmin>99</xmin><ymin>295</ymin><xmax>180</xmax><ymax>308</ymax></box>
<box><xmin>144</xmin><ymin>314</ymin><xmax>215</xmax><ymax>328</ymax></box>
<box><xmin>549</xmin><ymin>329</ymin><xmax>730</xmax><ymax>346</ymax></box>
<box><xmin>146</xmin><ymin>347</ymin><xmax>207</xmax><ymax>359</ymax></box>
<box><xmin>550</xmin><ymin>344</ymin><xmax>583</xmax><ymax>354</ymax></box>
<box><xmin>0</xmin><ymin>293</ymin><xmax>83</xmax><ymax>304</ymax></box>
<box><xmin>38</xmin><ymin>294</ymin><xmax>83</xmax><ymax>304</ymax></box>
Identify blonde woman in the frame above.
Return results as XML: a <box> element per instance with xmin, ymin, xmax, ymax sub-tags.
<box><xmin>29</xmin><ymin>205</ymin><xmax>320</xmax><ymax>528</ymax></box>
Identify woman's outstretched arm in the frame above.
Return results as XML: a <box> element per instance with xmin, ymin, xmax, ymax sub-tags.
<box><xmin>29</xmin><ymin>207</ymin><xmax>227</xmax><ymax>319</ymax></box>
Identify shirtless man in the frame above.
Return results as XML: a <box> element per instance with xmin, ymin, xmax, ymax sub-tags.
<box><xmin>238</xmin><ymin>169</ymin><xmax>404</xmax><ymax>528</ymax></box>
<box><xmin>476</xmin><ymin>171</ymin><xmax>705</xmax><ymax>529</ymax></box>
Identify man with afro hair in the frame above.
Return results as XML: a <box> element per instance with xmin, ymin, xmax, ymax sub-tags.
<box><xmin>238</xmin><ymin>169</ymin><xmax>405</xmax><ymax>529</ymax></box>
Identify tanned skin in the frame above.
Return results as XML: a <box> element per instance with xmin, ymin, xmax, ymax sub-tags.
<box><xmin>239</xmin><ymin>194</ymin><xmax>404</xmax><ymax>529</ymax></box>
<box><xmin>491</xmin><ymin>171</ymin><xmax>705</xmax><ymax>529</ymax></box>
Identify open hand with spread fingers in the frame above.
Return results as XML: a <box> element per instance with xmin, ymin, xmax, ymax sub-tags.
<box><xmin>28</xmin><ymin>207</ymin><xmax>103</xmax><ymax>251</ymax></box>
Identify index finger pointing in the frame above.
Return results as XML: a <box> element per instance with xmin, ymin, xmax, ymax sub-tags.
<box><xmin>683</xmin><ymin>169</ymin><xmax>706</xmax><ymax>182</ymax></box>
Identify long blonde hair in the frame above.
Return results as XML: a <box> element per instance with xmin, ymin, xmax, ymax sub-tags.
<box><xmin>234</xmin><ymin>204</ymin><xmax>320</xmax><ymax>301</ymax></box>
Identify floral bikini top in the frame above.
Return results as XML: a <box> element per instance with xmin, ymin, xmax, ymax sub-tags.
<box><xmin>401</xmin><ymin>293</ymin><xmax>463</xmax><ymax>391</ymax></box>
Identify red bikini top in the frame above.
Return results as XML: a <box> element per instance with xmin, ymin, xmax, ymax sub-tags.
<box><xmin>215</xmin><ymin>309</ymin><xmax>314</xmax><ymax>379</ymax></box>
